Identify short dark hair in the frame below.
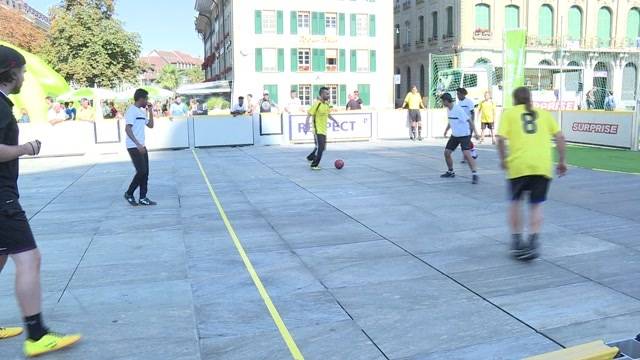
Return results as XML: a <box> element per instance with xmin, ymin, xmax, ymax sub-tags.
<box><xmin>134</xmin><ymin>88</ymin><xmax>149</xmax><ymax>101</ymax></box>
<box><xmin>440</xmin><ymin>93</ymin><xmax>454</xmax><ymax>104</ymax></box>
<box><xmin>238</xmin><ymin>96</ymin><xmax>244</xmax><ymax>100</ymax></box>
<box><xmin>247</xmin><ymin>94</ymin><xmax>253</xmax><ymax>97</ymax></box>
<box><xmin>456</xmin><ymin>88</ymin><xmax>468</xmax><ymax>96</ymax></box>
<box><xmin>319</xmin><ymin>86</ymin><xmax>329</xmax><ymax>95</ymax></box>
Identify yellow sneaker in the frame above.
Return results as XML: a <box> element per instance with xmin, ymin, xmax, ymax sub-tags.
<box><xmin>24</xmin><ymin>332</ymin><xmax>82</xmax><ymax>357</ymax></box>
<box><xmin>0</xmin><ymin>327</ymin><xmax>23</xmax><ymax>339</ymax></box>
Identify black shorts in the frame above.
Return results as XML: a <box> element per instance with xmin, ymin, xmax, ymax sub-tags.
<box><xmin>509</xmin><ymin>176</ymin><xmax>551</xmax><ymax>204</ymax></box>
<box><xmin>481</xmin><ymin>122</ymin><xmax>494</xmax><ymax>130</ymax></box>
<box><xmin>409</xmin><ymin>109</ymin><xmax>421</xmax><ymax>122</ymax></box>
<box><xmin>445</xmin><ymin>136</ymin><xmax>472</xmax><ymax>151</ymax></box>
<box><xmin>0</xmin><ymin>200</ymin><xmax>37</xmax><ymax>256</ymax></box>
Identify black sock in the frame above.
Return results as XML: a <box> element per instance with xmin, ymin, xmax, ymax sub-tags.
<box><xmin>528</xmin><ymin>233</ymin><xmax>539</xmax><ymax>243</ymax></box>
<box><xmin>448</xmin><ymin>168</ymin><xmax>454</xmax><ymax>172</ymax></box>
<box><xmin>24</xmin><ymin>313</ymin><xmax>48</xmax><ymax>341</ymax></box>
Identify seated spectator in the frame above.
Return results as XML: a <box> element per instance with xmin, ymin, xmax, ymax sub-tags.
<box><xmin>19</xmin><ymin>108</ymin><xmax>29</xmax><ymax>123</ymax></box>
<box><xmin>77</xmin><ymin>98</ymin><xmax>96</xmax><ymax>122</ymax></box>
<box><xmin>48</xmin><ymin>103</ymin><xmax>66</xmax><ymax>125</ymax></box>
<box><xmin>64</xmin><ymin>101</ymin><xmax>76</xmax><ymax>120</ymax></box>
<box><xmin>231</xmin><ymin>97</ymin><xmax>247</xmax><ymax>117</ymax></box>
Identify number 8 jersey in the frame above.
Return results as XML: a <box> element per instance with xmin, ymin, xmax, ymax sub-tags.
<box><xmin>498</xmin><ymin>105</ymin><xmax>560</xmax><ymax>179</ymax></box>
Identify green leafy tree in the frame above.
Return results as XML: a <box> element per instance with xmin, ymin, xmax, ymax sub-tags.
<box><xmin>40</xmin><ymin>0</ymin><xmax>141</xmax><ymax>87</ymax></box>
<box><xmin>157</xmin><ymin>64</ymin><xmax>180</xmax><ymax>90</ymax></box>
<box><xmin>184</xmin><ymin>67</ymin><xmax>204</xmax><ymax>84</ymax></box>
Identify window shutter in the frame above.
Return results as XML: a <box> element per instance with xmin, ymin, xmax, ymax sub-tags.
<box><xmin>339</xmin><ymin>49</ymin><xmax>346</xmax><ymax>72</ymax></box>
<box><xmin>350</xmin><ymin>50</ymin><xmax>357</xmax><ymax>72</ymax></box>
<box><xmin>312</xmin><ymin>49</ymin><xmax>319</xmax><ymax>71</ymax></box>
<box><xmin>350</xmin><ymin>14</ymin><xmax>357</xmax><ymax>36</ymax></box>
<box><xmin>369</xmin><ymin>50</ymin><xmax>376</xmax><ymax>72</ymax></box>
<box><xmin>339</xmin><ymin>13</ymin><xmax>346</xmax><ymax>36</ymax></box>
<box><xmin>255</xmin><ymin>10</ymin><xmax>262</xmax><ymax>34</ymax></box>
<box><xmin>291</xmin><ymin>85</ymin><xmax>299</xmax><ymax>93</ymax></box>
<box><xmin>255</xmin><ymin>48</ymin><xmax>263</xmax><ymax>72</ymax></box>
<box><xmin>369</xmin><ymin>15</ymin><xmax>376</xmax><ymax>37</ymax></box>
<box><xmin>290</xmin><ymin>11</ymin><xmax>298</xmax><ymax>34</ymax></box>
<box><xmin>277</xmin><ymin>10</ymin><xmax>284</xmax><ymax>34</ymax></box>
<box><xmin>313</xmin><ymin>85</ymin><xmax>322</xmax><ymax>99</ymax></box>
<box><xmin>312</xmin><ymin>12</ymin><xmax>319</xmax><ymax>35</ymax></box>
<box><xmin>339</xmin><ymin>84</ymin><xmax>347</xmax><ymax>106</ymax></box>
<box><xmin>318</xmin><ymin>49</ymin><xmax>326</xmax><ymax>71</ymax></box>
<box><xmin>357</xmin><ymin>84</ymin><xmax>370</xmax><ymax>105</ymax></box>
<box><xmin>291</xmin><ymin>48</ymin><xmax>298</xmax><ymax>72</ymax></box>
<box><xmin>278</xmin><ymin>48</ymin><xmax>284</xmax><ymax>72</ymax></box>
<box><xmin>319</xmin><ymin>12</ymin><xmax>326</xmax><ymax>35</ymax></box>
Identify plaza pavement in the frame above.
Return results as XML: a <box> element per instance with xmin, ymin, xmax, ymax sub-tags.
<box><xmin>1</xmin><ymin>140</ymin><xmax>640</xmax><ymax>359</ymax></box>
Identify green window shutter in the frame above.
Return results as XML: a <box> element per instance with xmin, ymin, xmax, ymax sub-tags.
<box><xmin>277</xmin><ymin>10</ymin><xmax>284</xmax><ymax>34</ymax></box>
<box><xmin>290</xmin><ymin>11</ymin><xmax>298</xmax><ymax>34</ymax></box>
<box><xmin>350</xmin><ymin>14</ymin><xmax>357</xmax><ymax>36</ymax></box>
<box><xmin>597</xmin><ymin>7</ymin><xmax>612</xmax><ymax>46</ymax></box>
<box><xmin>339</xmin><ymin>13</ymin><xmax>346</xmax><ymax>36</ymax></box>
<box><xmin>265</xmin><ymin>85</ymin><xmax>278</xmax><ymax>104</ymax></box>
<box><xmin>369</xmin><ymin>15</ymin><xmax>376</xmax><ymax>37</ymax></box>
<box><xmin>311</xmin><ymin>49</ymin><xmax>317</xmax><ymax>71</ymax></box>
<box><xmin>627</xmin><ymin>9</ymin><xmax>640</xmax><ymax>44</ymax></box>
<box><xmin>339</xmin><ymin>85</ymin><xmax>347</xmax><ymax>106</ymax></box>
<box><xmin>318</xmin><ymin>49</ymin><xmax>326</xmax><ymax>71</ymax></box>
<box><xmin>291</xmin><ymin>48</ymin><xmax>298</xmax><ymax>72</ymax></box>
<box><xmin>357</xmin><ymin>84</ymin><xmax>370</xmax><ymax>105</ymax></box>
<box><xmin>350</xmin><ymin>50</ymin><xmax>357</xmax><ymax>72</ymax></box>
<box><xmin>255</xmin><ymin>48</ymin><xmax>263</xmax><ymax>72</ymax></box>
<box><xmin>312</xmin><ymin>12</ymin><xmax>319</xmax><ymax>35</ymax></box>
<box><xmin>319</xmin><ymin>12</ymin><xmax>326</xmax><ymax>35</ymax></box>
<box><xmin>505</xmin><ymin>5</ymin><xmax>519</xmax><ymax>31</ymax></box>
<box><xmin>538</xmin><ymin>5</ymin><xmax>553</xmax><ymax>41</ymax></box>
<box><xmin>313</xmin><ymin>85</ymin><xmax>322</xmax><ymax>99</ymax></box>
<box><xmin>568</xmin><ymin>6</ymin><xmax>582</xmax><ymax>40</ymax></box>
<box><xmin>291</xmin><ymin>85</ymin><xmax>299</xmax><ymax>93</ymax></box>
<box><xmin>475</xmin><ymin>4</ymin><xmax>490</xmax><ymax>30</ymax></box>
<box><xmin>369</xmin><ymin>50</ymin><xmax>376</xmax><ymax>72</ymax></box>
<box><xmin>339</xmin><ymin>49</ymin><xmax>346</xmax><ymax>72</ymax></box>
<box><xmin>278</xmin><ymin>48</ymin><xmax>284</xmax><ymax>72</ymax></box>
<box><xmin>255</xmin><ymin>10</ymin><xmax>262</xmax><ymax>34</ymax></box>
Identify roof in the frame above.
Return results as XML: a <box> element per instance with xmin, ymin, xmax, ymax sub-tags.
<box><xmin>140</xmin><ymin>50</ymin><xmax>203</xmax><ymax>81</ymax></box>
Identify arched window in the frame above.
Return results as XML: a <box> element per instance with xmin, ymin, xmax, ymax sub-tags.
<box><xmin>475</xmin><ymin>4</ymin><xmax>491</xmax><ymax>31</ymax></box>
<box><xmin>505</xmin><ymin>5</ymin><xmax>519</xmax><ymax>30</ymax></box>
<box><xmin>627</xmin><ymin>8</ymin><xmax>640</xmax><ymax>46</ymax></box>
<box><xmin>597</xmin><ymin>7</ymin><xmax>612</xmax><ymax>47</ymax></box>
<box><xmin>395</xmin><ymin>67</ymin><xmax>401</xmax><ymax>99</ymax></box>
<box><xmin>568</xmin><ymin>6</ymin><xmax>582</xmax><ymax>41</ymax></box>
<box><xmin>622</xmin><ymin>63</ymin><xmax>638</xmax><ymax>101</ymax></box>
<box><xmin>420</xmin><ymin>65</ymin><xmax>425</xmax><ymax>95</ymax></box>
<box><xmin>406</xmin><ymin>66</ymin><xmax>412</xmax><ymax>93</ymax></box>
<box><xmin>539</xmin><ymin>5</ymin><xmax>554</xmax><ymax>44</ymax></box>
<box><xmin>565</xmin><ymin>61</ymin><xmax>581</xmax><ymax>91</ymax></box>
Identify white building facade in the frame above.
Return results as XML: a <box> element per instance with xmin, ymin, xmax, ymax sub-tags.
<box><xmin>196</xmin><ymin>0</ymin><xmax>393</xmax><ymax>108</ymax></box>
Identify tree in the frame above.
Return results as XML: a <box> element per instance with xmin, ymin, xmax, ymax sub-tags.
<box><xmin>184</xmin><ymin>67</ymin><xmax>205</xmax><ymax>84</ymax></box>
<box><xmin>40</xmin><ymin>0</ymin><xmax>141</xmax><ymax>87</ymax></box>
<box><xmin>0</xmin><ymin>6</ymin><xmax>46</xmax><ymax>53</ymax></box>
<box><xmin>157</xmin><ymin>65</ymin><xmax>180</xmax><ymax>90</ymax></box>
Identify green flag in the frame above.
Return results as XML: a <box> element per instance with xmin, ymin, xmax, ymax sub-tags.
<box><xmin>503</xmin><ymin>29</ymin><xmax>527</xmax><ymax>108</ymax></box>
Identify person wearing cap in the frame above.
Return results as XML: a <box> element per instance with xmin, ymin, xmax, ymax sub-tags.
<box><xmin>0</xmin><ymin>45</ymin><xmax>81</xmax><ymax>357</ymax></box>
<box><xmin>76</xmin><ymin>98</ymin><xmax>95</xmax><ymax>122</ymax></box>
<box><xmin>258</xmin><ymin>90</ymin><xmax>278</xmax><ymax>113</ymax></box>
<box><xmin>440</xmin><ymin>92</ymin><xmax>480</xmax><ymax>184</ymax></box>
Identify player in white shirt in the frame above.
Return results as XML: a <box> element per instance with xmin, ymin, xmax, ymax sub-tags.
<box><xmin>440</xmin><ymin>93</ymin><xmax>480</xmax><ymax>184</ymax></box>
<box><xmin>123</xmin><ymin>88</ymin><xmax>156</xmax><ymax>206</ymax></box>
<box><xmin>456</xmin><ymin>88</ymin><xmax>477</xmax><ymax>163</ymax></box>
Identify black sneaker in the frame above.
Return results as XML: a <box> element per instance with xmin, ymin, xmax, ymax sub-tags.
<box><xmin>440</xmin><ymin>171</ymin><xmax>455</xmax><ymax>178</ymax></box>
<box><xmin>510</xmin><ymin>234</ymin><xmax>527</xmax><ymax>259</ymax></box>
<box><xmin>519</xmin><ymin>236</ymin><xmax>540</xmax><ymax>261</ymax></box>
<box><xmin>124</xmin><ymin>192</ymin><xmax>137</xmax><ymax>206</ymax></box>
<box><xmin>472</xmin><ymin>174</ymin><xmax>479</xmax><ymax>184</ymax></box>
<box><xmin>418</xmin><ymin>136</ymin><xmax>423</xmax><ymax>141</ymax></box>
<box><xmin>139</xmin><ymin>198</ymin><xmax>157</xmax><ymax>206</ymax></box>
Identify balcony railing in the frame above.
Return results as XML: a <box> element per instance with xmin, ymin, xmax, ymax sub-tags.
<box><xmin>428</xmin><ymin>36</ymin><xmax>439</xmax><ymax>45</ymax></box>
<box><xmin>473</xmin><ymin>29</ymin><xmax>492</xmax><ymax>40</ymax></box>
<box><xmin>415</xmin><ymin>39</ymin><xmax>425</xmax><ymax>47</ymax></box>
<box><xmin>442</xmin><ymin>33</ymin><xmax>454</xmax><ymax>41</ymax></box>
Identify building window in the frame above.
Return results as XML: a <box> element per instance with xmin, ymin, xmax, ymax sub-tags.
<box><xmin>262</xmin><ymin>48</ymin><xmax>277</xmax><ymax>72</ymax></box>
<box><xmin>298</xmin><ymin>48</ymin><xmax>311</xmax><ymax>72</ymax></box>
<box><xmin>627</xmin><ymin>8</ymin><xmax>640</xmax><ymax>46</ymax></box>
<box><xmin>326</xmin><ymin>13</ymin><xmax>337</xmax><ymax>36</ymax></box>
<box><xmin>539</xmin><ymin>5</ymin><xmax>554</xmax><ymax>44</ymax></box>
<box><xmin>395</xmin><ymin>24</ymin><xmax>400</xmax><ymax>47</ymax></box>
<box><xmin>326</xmin><ymin>49</ymin><xmax>338</xmax><ymax>72</ymax></box>
<box><xmin>298</xmin><ymin>11</ymin><xmax>310</xmax><ymax>34</ymax></box>
<box><xmin>405</xmin><ymin>21</ymin><xmax>411</xmax><ymax>45</ymax></box>
<box><xmin>418</xmin><ymin>16</ymin><xmax>424</xmax><ymax>42</ymax></box>
<box><xmin>262</xmin><ymin>10</ymin><xmax>277</xmax><ymax>34</ymax></box>
<box><xmin>356</xmin><ymin>14</ymin><xmax>369</xmax><ymax>36</ymax></box>
<box><xmin>568</xmin><ymin>6</ymin><xmax>582</xmax><ymax>41</ymax></box>
<box><xmin>298</xmin><ymin>84</ymin><xmax>312</xmax><ymax>106</ymax></box>
<box><xmin>356</xmin><ymin>49</ymin><xmax>369</xmax><ymax>72</ymax></box>
<box><xmin>505</xmin><ymin>5</ymin><xmax>519</xmax><ymax>31</ymax></box>
<box><xmin>446</xmin><ymin>7</ymin><xmax>453</xmax><ymax>36</ymax></box>
<box><xmin>475</xmin><ymin>4</ymin><xmax>490</xmax><ymax>32</ymax></box>
<box><xmin>431</xmin><ymin>12</ymin><xmax>438</xmax><ymax>39</ymax></box>
<box><xmin>597</xmin><ymin>7</ymin><xmax>612</xmax><ymax>47</ymax></box>
<box><xmin>327</xmin><ymin>84</ymin><xmax>338</xmax><ymax>106</ymax></box>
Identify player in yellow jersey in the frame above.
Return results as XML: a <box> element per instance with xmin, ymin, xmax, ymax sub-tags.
<box><xmin>497</xmin><ymin>87</ymin><xmax>567</xmax><ymax>260</ymax></box>
<box><xmin>478</xmin><ymin>91</ymin><xmax>496</xmax><ymax>144</ymax></box>
<box><xmin>305</xmin><ymin>87</ymin><xmax>339</xmax><ymax>170</ymax></box>
<box><xmin>400</xmin><ymin>86</ymin><xmax>426</xmax><ymax>141</ymax></box>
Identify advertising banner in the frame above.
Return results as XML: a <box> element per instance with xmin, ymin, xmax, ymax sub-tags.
<box><xmin>503</xmin><ymin>29</ymin><xmax>527</xmax><ymax>108</ymax></box>
<box><xmin>289</xmin><ymin>112</ymin><xmax>372</xmax><ymax>143</ymax></box>
<box><xmin>562</xmin><ymin>111</ymin><xmax>634</xmax><ymax>149</ymax></box>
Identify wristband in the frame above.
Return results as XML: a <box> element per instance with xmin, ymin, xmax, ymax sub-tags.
<box><xmin>28</xmin><ymin>142</ymin><xmax>35</xmax><ymax>155</ymax></box>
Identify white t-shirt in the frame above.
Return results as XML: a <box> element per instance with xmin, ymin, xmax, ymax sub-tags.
<box><xmin>458</xmin><ymin>97</ymin><xmax>475</xmax><ymax>120</ymax></box>
<box><xmin>125</xmin><ymin>105</ymin><xmax>149</xmax><ymax>148</ymax></box>
<box><xmin>48</xmin><ymin>109</ymin><xmax>66</xmax><ymax>122</ymax></box>
<box><xmin>448</xmin><ymin>104</ymin><xmax>471</xmax><ymax>137</ymax></box>
<box><xmin>231</xmin><ymin>103</ymin><xmax>246</xmax><ymax>112</ymax></box>
<box><xmin>170</xmin><ymin>102</ymin><xmax>187</xmax><ymax>116</ymax></box>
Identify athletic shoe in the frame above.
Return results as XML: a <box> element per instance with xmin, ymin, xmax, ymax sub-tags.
<box><xmin>310</xmin><ymin>166</ymin><xmax>322</xmax><ymax>171</ymax></box>
<box><xmin>440</xmin><ymin>171</ymin><xmax>455</xmax><ymax>178</ymax></box>
<box><xmin>0</xmin><ymin>327</ymin><xmax>23</xmax><ymax>339</ymax></box>
<box><xmin>24</xmin><ymin>332</ymin><xmax>82</xmax><ymax>357</ymax></box>
<box><xmin>124</xmin><ymin>192</ymin><xmax>137</xmax><ymax>206</ymax></box>
<box><xmin>510</xmin><ymin>235</ymin><xmax>527</xmax><ymax>259</ymax></box>
<box><xmin>139</xmin><ymin>198</ymin><xmax>157</xmax><ymax>206</ymax></box>
<box><xmin>519</xmin><ymin>237</ymin><xmax>540</xmax><ymax>261</ymax></box>
<box><xmin>418</xmin><ymin>136</ymin><xmax>423</xmax><ymax>141</ymax></box>
<box><xmin>472</xmin><ymin>174</ymin><xmax>479</xmax><ymax>184</ymax></box>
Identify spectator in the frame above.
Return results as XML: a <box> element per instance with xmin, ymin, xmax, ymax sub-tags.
<box><xmin>346</xmin><ymin>92</ymin><xmax>362</xmax><ymax>110</ymax></box>
<box><xmin>108</xmin><ymin>102</ymin><xmax>118</xmax><ymax>119</ymax></box>
<box><xmin>231</xmin><ymin>96</ymin><xmax>247</xmax><ymax>117</ymax></box>
<box><xmin>353</xmin><ymin>90</ymin><xmax>363</xmax><ymax>108</ymax></box>
<box><xmin>246</xmin><ymin>94</ymin><xmax>256</xmax><ymax>115</ymax></box>
<box><xmin>586</xmin><ymin>87</ymin><xmax>596</xmax><ymax>110</ymax></box>
<box><xmin>191</xmin><ymin>99</ymin><xmax>207</xmax><ymax>116</ymax></box>
<box><xmin>47</xmin><ymin>103</ymin><xmax>66</xmax><ymax>125</ymax></box>
<box><xmin>285</xmin><ymin>91</ymin><xmax>302</xmax><ymax>113</ymax></box>
<box><xmin>64</xmin><ymin>101</ymin><xmax>76</xmax><ymax>120</ymax></box>
<box><xmin>189</xmin><ymin>99</ymin><xmax>197</xmax><ymax>115</ymax></box>
<box><xmin>45</xmin><ymin>96</ymin><xmax>53</xmax><ymax>111</ymax></box>
<box><xmin>161</xmin><ymin>100</ymin><xmax>169</xmax><ymax>116</ymax></box>
<box><xmin>76</xmin><ymin>98</ymin><xmax>95</xmax><ymax>122</ymax></box>
<box><xmin>19</xmin><ymin>108</ymin><xmax>29</xmax><ymax>123</ymax></box>
<box><xmin>604</xmin><ymin>91</ymin><xmax>616</xmax><ymax>111</ymax></box>
<box><xmin>259</xmin><ymin>91</ymin><xmax>278</xmax><ymax>113</ymax></box>
<box><xmin>170</xmin><ymin>97</ymin><xmax>188</xmax><ymax>117</ymax></box>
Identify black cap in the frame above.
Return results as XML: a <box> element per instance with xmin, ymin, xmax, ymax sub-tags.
<box><xmin>0</xmin><ymin>45</ymin><xmax>26</xmax><ymax>74</ymax></box>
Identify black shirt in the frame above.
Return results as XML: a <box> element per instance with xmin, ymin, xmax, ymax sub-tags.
<box><xmin>0</xmin><ymin>92</ymin><xmax>20</xmax><ymax>200</ymax></box>
<box><xmin>346</xmin><ymin>99</ymin><xmax>361</xmax><ymax>110</ymax></box>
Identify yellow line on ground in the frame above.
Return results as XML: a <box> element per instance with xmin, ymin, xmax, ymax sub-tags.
<box><xmin>191</xmin><ymin>149</ymin><xmax>304</xmax><ymax>360</ymax></box>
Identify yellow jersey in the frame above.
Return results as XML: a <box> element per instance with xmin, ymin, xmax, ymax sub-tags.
<box><xmin>403</xmin><ymin>92</ymin><xmax>424</xmax><ymax>110</ymax></box>
<box><xmin>308</xmin><ymin>100</ymin><xmax>332</xmax><ymax>135</ymax></box>
<box><xmin>76</xmin><ymin>106</ymin><xmax>95</xmax><ymax>121</ymax></box>
<box><xmin>478</xmin><ymin>100</ymin><xmax>495</xmax><ymax>123</ymax></box>
<box><xmin>498</xmin><ymin>105</ymin><xmax>560</xmax><ymax>179</ymax></box>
